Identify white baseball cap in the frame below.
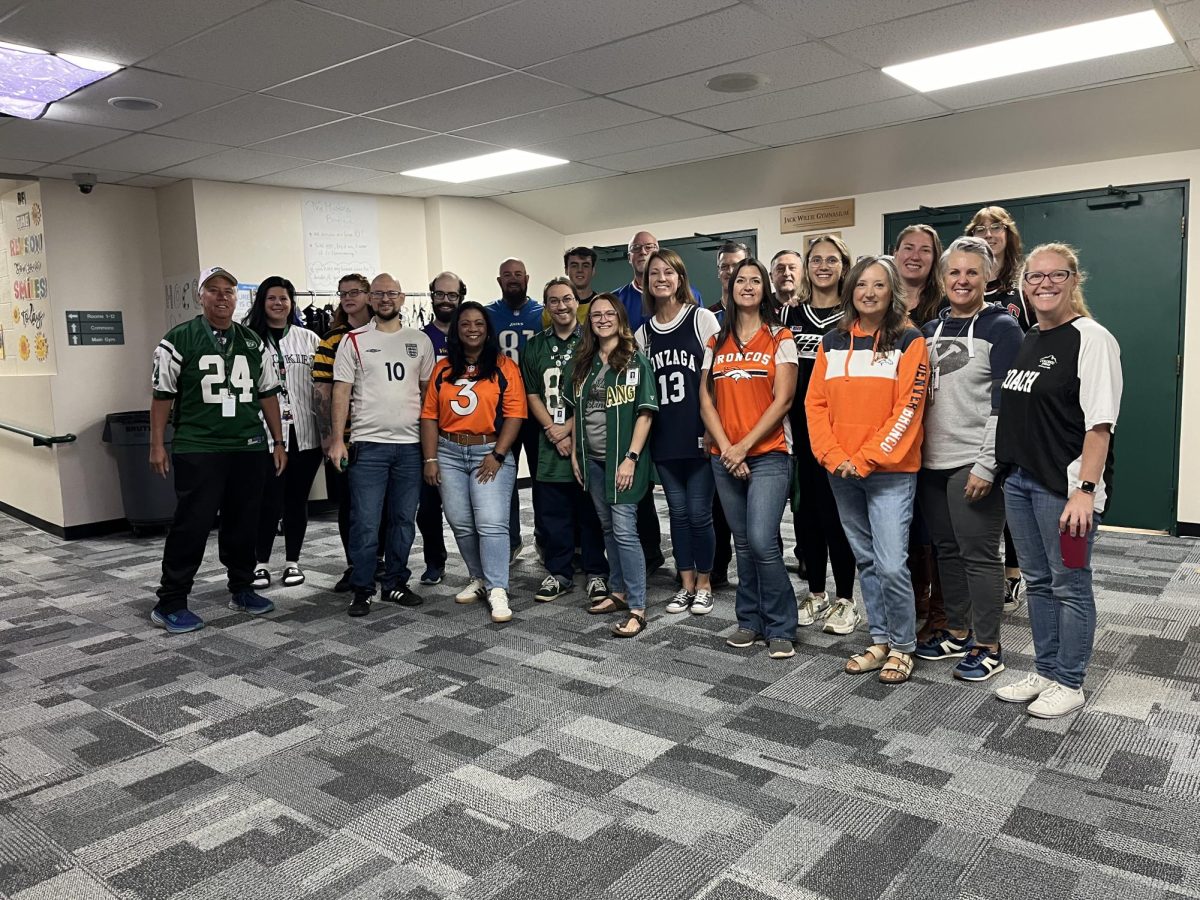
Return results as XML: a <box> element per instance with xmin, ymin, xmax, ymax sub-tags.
<box><xmin>199</xmin><ymin>266</ymin><xmax>237</xmax><ymax>288</ymax></box>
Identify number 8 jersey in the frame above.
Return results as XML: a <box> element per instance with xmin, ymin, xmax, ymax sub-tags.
<box><xmin>151</xmin><ymin>316</ymin><xmax>280</xmax><ymax>453</ymax></box>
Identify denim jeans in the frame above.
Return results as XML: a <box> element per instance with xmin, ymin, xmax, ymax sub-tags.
<box><xmin>586</xmin><ymin>458</ymin><xmax>646</xmax><ymax>610</ymax></box>
<box><xmin>438</xmin><ymin>437</ymin><xmax>516</xmax><ymax>591</ymax></box>
<box><xmin>1004</xmin><ymin>466</ymin><xmax>1101</xmax><ymax>689</ymax></box>
<box><xmin>828</xmin><ymin>470</ymin><xmax>918</xmax><ymax>653</ymax></box>
<box><xmin>536</xmin><ymin>478</ymin><xmax>609</xmax><ymax>583</ymax></box>
<box><xmin>348</xmin><ymin>442</ymin><xmax>422</xmax><ymax>594</ymax></box>
<box><xmin>657</xmin><ymin>458</ymin><xmax>716</xmax><ymax>574</ymax></box>
<box><xmin>712</xmin><ymin>452</ymin><xmax>797</xmax><ymax>640</ymax></box>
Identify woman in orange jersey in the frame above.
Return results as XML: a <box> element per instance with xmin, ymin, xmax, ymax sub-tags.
<box><xmin>420</xmin><ymin>302</ymin><xmax>527</xmax><ymax>624</ymax></box>
<box><xmin>806</xmin><ymin>255</ymin><xmax>930</xmax><ymax>685</ymax></box>
<box><xmin>699</xmin><ymin>258</ymin><xmax>799</xmax><ymax>661</ymax></box>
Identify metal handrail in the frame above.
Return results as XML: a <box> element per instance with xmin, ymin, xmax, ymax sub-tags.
<box><xmin>0</xmin><ymin>421</ymin><xmax>76</xmax><ymax>447</ymax></box>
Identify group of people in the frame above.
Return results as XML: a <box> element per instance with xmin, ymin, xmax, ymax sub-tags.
<box><xmin>147</xmin><ymin>205</ymin><xmax>1122</xmax><ymax>720</ymax></box>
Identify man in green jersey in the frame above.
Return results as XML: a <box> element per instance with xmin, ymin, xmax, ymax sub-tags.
<box><xmin>149</xmin><ymin>266</ymin><xmax>288</xmax><ymax>634</ymax></box>
<box><xmin>521</xmin><ymin>277</ymin><xmax>609</xmax><ymax>604</ymax></box>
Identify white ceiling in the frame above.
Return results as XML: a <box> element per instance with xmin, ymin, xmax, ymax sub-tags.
<box><xmin>0</xmin><ymin>0</ymin><xmax>1196</xmax><ymax>196</ymax></box>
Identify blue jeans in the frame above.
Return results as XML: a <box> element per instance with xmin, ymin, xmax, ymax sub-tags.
<box><xmin>657</xmin><ymin>458</ymin><xmax>716</xmax><ymax>574</ymax></box>
<box><xmin>586</xmin><ymin>458</ymin><xmax>646</xmax><ymax>610</ymax></box>
<box><xmin>1004</xmin><ymin>467</ymin><xmax>1100</xmax><ymax>689</ymax></box>
<box><xmin>438</xmin><ymin>437</ymin><xmax>516</xmax><ymax>591</ymax></box>
<box><xmin>536</xmin><ymin>478</ymin><xmax>609</xmax><ymax>583</ymax></box>
<box><xmin>348</xmin><ymin>442</ymin><xmax>422</xmax><ymax>594</ymax></box>
<box><xmin>828</xmin><ymin>470</ymin><xmax>918</xmax><ymax>652</ymax></box>
<box><xmin>712</xmin><ymin>452</ymin><xmax>797</xmax><ymax>640</ymax></box>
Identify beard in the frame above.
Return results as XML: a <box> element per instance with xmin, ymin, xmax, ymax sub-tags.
<box><xmin>376</xmin><ymin>307</ymin><xmax>400</xmax><ymax>322</ymax></box>
<box><xmin>434</xmin><ymin>305</ymin><xmax>455</xmax><ymax>323</ymax></box>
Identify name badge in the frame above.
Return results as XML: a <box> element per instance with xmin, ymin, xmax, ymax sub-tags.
<box><xmin>553</xmin><ymin>406</ymin><xmax>566</xmax><ymax>425</ymax></box>
<box><xmin>221</xmin><ymin>391</ymin><xmax>236</xmax><ymax>418</ymax></box>
<box><xmin>625</xmin><ymin>367</ymin><xmax>639</xmax><ymax>386</ymax></box>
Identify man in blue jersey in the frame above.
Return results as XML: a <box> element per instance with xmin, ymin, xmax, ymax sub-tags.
<box><xmin>415</xmin><ymin>270</ymin><xmax>465</xmax><ymax>584</ymax></box>
<box><xmin>485</xmin><ymin>258</ymin><xmax>545</xmax><ymax>561</ymax></box>
<box><xmin>613</xmin><ymin>231</ymin><xmax>702</xmax><ymax>331</ymax></box>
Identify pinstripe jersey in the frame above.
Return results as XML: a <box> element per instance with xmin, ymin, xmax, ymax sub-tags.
<box><xmin>266</xmin><ymin>325</ymin><xmax>321</xmax><ymax>451</ymax></box>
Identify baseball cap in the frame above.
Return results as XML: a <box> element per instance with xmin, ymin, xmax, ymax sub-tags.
<box><xmin>199</xmin><ymin>266</ymin><xmax>237</xmax><ymax>288</ymax></box>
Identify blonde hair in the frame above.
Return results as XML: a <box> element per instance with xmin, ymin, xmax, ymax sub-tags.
<box><xmin>1023</xmin><ymin>242</ymin><xmax>1091</xmax><ymax>318</ymax></box>
<box><xmin>796</xmin><ymin>234</ymin><xmax>852</xmax><ymax>305</ymax></box>
<box><xmin>966</xmin><ymin>205</ymin><xmax>1023</xmax><ymax>291</ymax></box>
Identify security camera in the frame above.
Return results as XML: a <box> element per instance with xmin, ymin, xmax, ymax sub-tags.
<box><xmin>73</xmin><ymin>172</ymin><xmax>97</xmax><ymax>194</ymax></box>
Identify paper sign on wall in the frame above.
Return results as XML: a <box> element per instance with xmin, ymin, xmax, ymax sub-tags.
<box><xmin>3</xmin><ymin>182</ymin><xmax>55</xmax><ymax>375</ymax></box>
<box><xmin>301</xmin><ymin>193</ymin><xmax>380</xmax><ymax>293</ymax></box>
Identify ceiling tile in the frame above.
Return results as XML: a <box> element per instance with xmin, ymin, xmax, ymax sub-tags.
<box><xmin>609</xmin><ymin>44</ymin><xmax>865</xmax><ymax>115</ymax></box>
<box><xmin>41</xmin><ymin>69</ymin><xmax>242</xmax><ymax>131</ymax></box>
<box><xmin>528</xmin><ymin>119</ymin><xmax>717</xmax><ymax>162</ymax></box>
<box><xmin>453</xmin><ymin>98</ymin><xmax>656</xmax><ymax>146</ymax></box>
<box><xmin>139</xmin><ymin>0</ymin><xmax>403</xmax><ymax>91</ymax></box>
<box><xmin>334</xmin><ymin>134</ymin><xmax>504</xmax><ymax>172</ymax></box>
<box><xmin>425</xmin><ymin>0</ymin><xmax>734</xmax><ymax>68</ymax></box>
<box><xmin>584</xmin><ymin>134</ymin><xmax>762</xmax><ymax>172</ymax></box>
<box><xmin>252</xmin><ymin>118</ymin><xmax>432</xmax><ymax>161</ymax></box>
<box><xmin>401</xmin><ymin>182</ymin><xmax>506</xmax><ymax>197</ymax></box>
<box><xmin>62</xmin><ymin>133</ymin><xmax>227</xmax><ymax>171</ymax></box>
<box><xmin>825</xmin><ymin>0</ymin><xmax>1156</xmax><ymax>68</ymax></box>
<box><xmin>155</xmin><ymin>148</ymin><xmax>308</xmax><ymax>180</ymax></box>
<box><xmin>776</xmin><ymin>0</ymin><xmax>962</xmax><ymax>38</ymax></box>
<box><xmin>732</xmin><ymin>94</ymin><xmax>946</xmax><ymax>147</ymax></box>
<box><xmin>151</xmin><ymin>94</ymin><xmax>344</xmax><ymax>145</ymax></box>
<box><xmin>247</xmin><ymin>162</ymin><xmax>388</xmax><ymax>188</ymax></box>
<box><xmin>474</xmin><ymin>161</ymin><xmax>615</xmax><ymax>192</ymax></box>
<box><xmin>298</xmin><ymin>0</ymin><xmax>517</xmax><ymax>36</ymax></box>
<box><xmin>119</xmin><ymin>174</ymin><xmax>180</xmax><ymax>188</ymax></box>
<box><xmin>679</xmin><ymin>71</ymin><xmax>912</xmax><ymax>132</ymax></box>
<box><xmin>30</xmin><ymin>164</ymin><xmax>138</xmax><ymax>183</ymax></box>
<box><xmin>333</xmin><ymin>173</ymin><xmax>429</xmax><ymax>194</ymax></box>
<box><xmin>0</xmin><ymin>120</ymin><xmax>130</xmax><ymax>164</ymax></box>
<box><xmin>0</xmin><ymin>157</ymin><xmax>42</xmax><ymax>175</ymax></box>
<box><xmin>929</xmin><ymin>45</ymin><xmax>1191</xmax><ymax>110</ymax></box>
<box><xmin>0</xmin><ymin>0</ymin><xmax>266</xmax><ymax>65</ymax></box>
<box><xmin>267</xmin><ymin>40</ymin><xmax>506</xmax><ymax>114</ymax></box>
<box><xmin>368</xmin><ymin>74</ymin><xmax>586</xmax><ymax>132</ymax></box>
<box><xmin>1165</xmin><ymin>1</ymin><xmax>1200</xmax><ymax>40</ymax></box>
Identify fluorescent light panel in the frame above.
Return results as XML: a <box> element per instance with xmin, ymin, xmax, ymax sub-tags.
<box><xmin>403</xmin><ymin>149</ymin><xmax>568</xmax><ymax>183</ymax></box>
<box><xmin>883</xmin><ymin>10</ymin><xmax>1173</xmax><ymax>93</ymax></box>
<box><xmin>0</xmin><ymin>42</ymin><xmax>122</xmax><ymax>119</ymax></box>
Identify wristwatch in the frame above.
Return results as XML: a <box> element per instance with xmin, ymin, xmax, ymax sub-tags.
<box><xmin>491</xmin><ymin>450</ymin><xmax>505</xmax><ymax>464</ymax></box>
<box><xmin>1079</xmin><ymin>481</ymin><xmax>1096</xmax><ymax>494</ymax></box>
<box><xmin>625</xmin><ymin>450</ymin><xmax>639</xmax><ymax>462</ymax></box>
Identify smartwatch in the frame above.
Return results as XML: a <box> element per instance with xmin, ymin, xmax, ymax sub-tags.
<box><xmin>491</xmin><ymin>450</ymin><xmax>505</xmax><ymax>464</ymax></box>
<box><xmin>625</xmin><ymin>450</ymin><xmax>639</xmax><ymax>463</ymax></box>
<box><xmin>1079</xmin><ymin>481</ymin><xmax>1096</xmax><ymax>494</ymax></box>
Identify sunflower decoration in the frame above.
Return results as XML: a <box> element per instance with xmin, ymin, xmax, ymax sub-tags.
<box><xmin>33</xmin><ymin>332</ymin><xmax>48</xmax><ymax>361</ymax></box>
<box><xmin>18</xmin><ymin>335</ymin><xmax>30</xmax><ymax>361</ymax></box>
<box><xmin>11</xmin><ymin>306</ymin><xmax>19</xmax><ymax>325</ymax></box>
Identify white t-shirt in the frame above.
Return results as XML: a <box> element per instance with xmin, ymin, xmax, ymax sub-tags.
<box><xmin>332</xmin><ymin>323</ymin><xmax>434</xmax><ymax>444</ymax></box>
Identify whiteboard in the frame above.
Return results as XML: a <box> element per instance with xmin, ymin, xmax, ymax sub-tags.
<box><xmin>301</xmin><ymin>193</ymin><xmax>380</xmax><ymax>293</ymax></box>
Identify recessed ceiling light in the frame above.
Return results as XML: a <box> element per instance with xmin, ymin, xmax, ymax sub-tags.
<box><xmin>108</xmin><ymin>96</ymin><xmax>162</xmax><ymax>111</ymax></box>
<box><xmin>883</xmin><ymin>10</ymin><xmax>1173</xmax><ymax>93</ymax></box>
<box><xmin>402</xmin><ymin>149</ymin><xmax>568</xmax><ymax>184</ymax></box>
<box><xmin>0</xmin><ymin>43</ymin><xmax>122</xmax><ymax>119</ymax></box>
<box><xmin>705</xmin><ymin>72</ymin><xmax>768</xmax><ymax>93</ymax></box>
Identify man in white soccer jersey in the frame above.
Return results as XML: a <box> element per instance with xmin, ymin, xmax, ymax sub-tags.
<box><xmin>149</xmin><ymin>266</ymin><xmax>288</xmax><ymax>634</ymax></box>
<box><xmin>328</xmin><ymin>273</ymin><xmax>435</xmax><ymax>617</ymax></box>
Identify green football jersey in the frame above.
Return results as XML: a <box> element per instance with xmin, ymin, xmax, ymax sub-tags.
<box><xmin>520</xmin><ymin>327</ymin><xmax>580</xmax><ymax>482</ymax></box>
<box><xmin>152</xmin><ymin>316</ymin><xmax>281</xmax><ymax>453</ymax></box>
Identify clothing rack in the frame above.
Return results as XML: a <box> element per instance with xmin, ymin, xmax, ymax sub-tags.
<box><xmin>295</xmin><ymin>291</ymin><xmax>435</xmax><ymax>299</ymax></box>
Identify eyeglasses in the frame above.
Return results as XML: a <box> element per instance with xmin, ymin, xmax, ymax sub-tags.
<box><xmin>629</xmin><ymin>242</ymin><xmax>658</xmax><ymax>254</ymax></box>
<box><xmin>336</xmin><ymin>289</ymin><xmax>365</xmax><ymax>299</ymax></box>
<box><xmin>808</xmin><ymin>256</ymin><xmax>842</xmax><ymax>267</ymax></box>
<box><xmin>970</xmin><ymin>223</ymin><xmax>1008</xmax><ymax>236</ymax></box>
<box><xmin>369</xmin><ymin>290</ymin><xmax>402</xmax><ymax>300</ymax></box>
<box><xmin>1022</xmin><ymin>269</ymin><xmax>1073</xmax><ymax>285</ymax></box>
<box><xmin>546</xmin><ymin>296</ymin><xmax>575</xmax><ymax>306</ymax></box>
<box><xmin>431</xmin><ymin>290</ymin><xmax>460</xmax><ymax>301</ymax></box>
<box><xmin>589</xmin><ymin>311</ymin><xmax>617</xmax><ymax>320</ymax></box>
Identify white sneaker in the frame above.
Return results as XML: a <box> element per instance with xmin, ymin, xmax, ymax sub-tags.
<box><xmin>994</xmin><ymin>672</ymin><xmax>1053</xmax><ymax>703</ymax></box>
<box><xmin>488</xmin><ymin>588</ymin><xmax>512</xmax><ymax>623</ymax></box>
<box><xmin>455</xmin><ymin>578</ymin><xmax>485</xmax><ymax>604</ymax></box>
<box><xmin>665</xmin><ymin>588</ymin><xmax>694</xmax><ymax>614</ymax></box>
<box><xmin>797</xmin><ymin>592</ymin><xmax>830</xmax><ymax>626</ymax></box>
<box><xmin>1026</xmin><ymin>682</ymin><xmax>1085</xmax><ymax>719</ymax></box>
<box><xmin>822</xmin><ymin>597</ymin><xmax>860</xmax><ymax>635</ymax></box>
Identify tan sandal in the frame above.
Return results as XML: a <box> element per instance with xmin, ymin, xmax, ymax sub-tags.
<box><xmin>879</xmin><ymin>650</ymin><xmax>914</xmax><ymax>685</ymax></box>
<box><xmin>845</xmin><ymin>644</ymin><xmax>888</xmax><ymax>674</ymax></box>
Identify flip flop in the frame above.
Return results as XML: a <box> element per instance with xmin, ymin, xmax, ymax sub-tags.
<box><xmin>611</xmin><ymin>612</ymin><xmax>646</xmax><ymax>638</ymax></box>
<box><xmin>588</xmin><ymin>595</ymin><xmax>628</xmax><ymax>615</ymax></box>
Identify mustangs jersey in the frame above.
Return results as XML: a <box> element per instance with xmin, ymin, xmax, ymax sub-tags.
<box><xmin>485</xmin><ymin>298</ymin><xmax>544</xmax><ymax>366</ymax></box>
<box><xmin>332</xmin><ymin>324</ymin><xmax>434</xmax><ymax>444</ymax></box>
<box><xmin>421</xmin><ymin>356</ymin><xmax>528</xmax><ymax>435</ymax></box>
<box><xmin>521</xmin><ymin>327</ymin><xmax>581</xmax><ymax>482</ymax></box>
<box><xmin>151</xmin><ymin>316</ymin><xmax>280</xmax><ymax>453</ymax></box>
<box><xmin>778</xmin><ymin>303</ymin><xmax>841</xmax><ymax>453</ymax></box>
<box><xmin>636</xmin><ymin>305</ymin><xmax>720</xmax><ymax>461</ymax></box>
<box><xmin>702</xmin><ymin>324</ymin><xmax>797</xmax><ymax>457</ymax></box>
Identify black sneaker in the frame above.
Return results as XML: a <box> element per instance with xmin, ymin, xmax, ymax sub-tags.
<box><xmin>535</xmin><ymin>575</ymin><xmax>572</xmax><ymax>603</ymax></box>
<box><xmin>1004</xmin><ymin>575</ymin><xmax>1025</xmax><ymax>606</ymax></box>
<box><xmin>382</xmin><ymin>585</ymin><xmax>423</xmax><ymax>607</ymax></box>
<box><xmin>348</xmin><ymin>594</ymin><xmax>371</xmax><ymax>617</ymax></box>
<box><xmin>333</xmin><ymin>567</ymin><xmax>354</xmax><ymax>593</ymax></box>
<box><xmin>585</xmin><ymin>576</ymin><xmax>608</xmax><ymax>602</ymax></box>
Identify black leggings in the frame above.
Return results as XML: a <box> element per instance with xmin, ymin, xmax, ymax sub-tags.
<box><xmin>793</xmin><ymin>448</ymin><xmax>856</xmax><ymax>598</ymax></box>
<box><xmin>255</xmin><ymin>429</ymin><xmax>324</xmax><ymax>564</ymax></box>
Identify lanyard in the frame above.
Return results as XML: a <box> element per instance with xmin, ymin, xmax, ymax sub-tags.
<box><xmin>204</xmin><ymin>324</ymin><xmax>241</xmax><ymax>394</ymax></box>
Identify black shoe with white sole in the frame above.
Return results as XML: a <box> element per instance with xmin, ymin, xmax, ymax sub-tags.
<box><xmin>252</xmin><ymin>567</ymin><xmax>270</xmax><ymax>589</ymax></box>
<box><xmin>280</xmin><ymin>565</ymin><xmax>305</xmax><ymax>587</ymax></box>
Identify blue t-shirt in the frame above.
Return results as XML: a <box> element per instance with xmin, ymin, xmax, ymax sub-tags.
<box><xmin>485</xmin><ymin>298</ymin><xmax>544</xmax><ymax>366</ymax></box>
<box><xmin>612</xmin><ymin>282</ymin><xmax>702</xmax><ymax>332</ymax></box>
<box><xmin>422</xmin><ymin>321</ymin><xmax>449</xmax><ymax>358</ymax></box>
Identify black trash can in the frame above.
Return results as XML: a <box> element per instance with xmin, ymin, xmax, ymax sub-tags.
<box><xmin>102</xmin><ymin>411</ymin><xmax>176</xmax><ymax>534</ymax></box>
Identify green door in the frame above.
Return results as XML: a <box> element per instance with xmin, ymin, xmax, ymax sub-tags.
<box><xmin>885</xmin><ymin>182</ymin><xmax>1187</xmax><ymax>533</ymax></box>
<box><xmin>592</xmin><ymin>230</ymin><xmax>758</xmax><ymax>307</ymax></box>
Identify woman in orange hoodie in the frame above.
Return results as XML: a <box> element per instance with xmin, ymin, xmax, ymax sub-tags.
<box><xmin>805</xmin><ymin>255</ymin><xmax>930</xmax><ymax>684</ymax></box>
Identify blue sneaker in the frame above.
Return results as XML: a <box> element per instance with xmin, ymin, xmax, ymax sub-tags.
<box><xmin>150</xmin><ymin>608</ymin><xmax>205</xmax><ymax>634</ymax></box>
<box><xmin>419</xmin><ymin>566</ymin><xmax>444</xmax><ymax>586</ymax></box>
<box><xmin>915</xmin><ymin>629</ymin><xmax>975</xmax><ymax>660</ymax></box>
<box><xmin>228</xmin><ymin>591</ymin><xmax>275</xmax><ymax>616</ymax></box>
<box><xmin>954</xmin><ymin>646</ymin><xmax>1005</xmax><ymax>682</ymax></box>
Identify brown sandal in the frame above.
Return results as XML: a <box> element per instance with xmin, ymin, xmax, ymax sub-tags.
<box><xmin>879</xmin><ymin>650</ymin><xmax>914</xmax><ymax>684</ymax></box>
<box><xmin>611</xmin><ymin>612</ymin><xmax>646</xmax><ymax>638</ymax></box>
<box><xmin>588</xmin><ymin>594</ymin><xmax>628</xmax><ymax>615</ymax></box>
<box><xmin>845</xmin><ymin>644</ymin><xmax>888</xmax><ymax>674</ymax></box>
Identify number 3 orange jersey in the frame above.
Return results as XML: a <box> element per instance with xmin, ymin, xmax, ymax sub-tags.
<box><xmin>420</xmin><ymin>356</ymin><xmax>528</xmax><ymax>434</ymax></box>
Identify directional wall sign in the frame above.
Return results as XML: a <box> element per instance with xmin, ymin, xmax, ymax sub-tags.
<box><xmin>66</xmin><ymin>310</ymin><xmax>124</xmax><ymax>346</ymax></box>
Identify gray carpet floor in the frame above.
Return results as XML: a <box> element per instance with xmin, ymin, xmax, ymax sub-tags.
<box><xmin>1</xmin><ymin>495</ymin><xmax>1199</xmax><ymax>900</ymax></box>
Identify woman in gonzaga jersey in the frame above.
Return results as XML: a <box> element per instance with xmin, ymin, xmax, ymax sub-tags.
<box><xmin>636</xmin><ymin>250</ymin><xmax>721</xmax><ymax>617</ymax></box>
<box><xmin>420</xmin><ymin>302</ymin><xmax>527</xmax><ymax>624</ymax></box>
<box><xmin>777</xmin><ymin>235</ymin><xmax>858</xmax><ymax>635</ymax></box>
<box><xmin>700</xmin><ymin>258</ymin><xmax>798</xmax><ymax>660</ymax></box>
<box><xmin>807</xmin><ymin>256</ymin><xmax>929</xmax><ymax>685</ymax></box>
<box><xmin>994</xmin><ymin>244</ymin><xmax>1122</xmax><ymax>719</ymax></box>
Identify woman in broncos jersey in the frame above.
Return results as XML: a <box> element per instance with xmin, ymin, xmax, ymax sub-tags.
<box><xmin>636</xmin><ymin>249</ymin><xmax>721</xmax><ymax>618</ymax></box>
<box><xmin>993</xmin><ymin>244</ymin><xmax>1122</xmax><ymax>719</ymax></box>
<box><xmin>700</xmin><ymin>258</ymin><xmax>798</xmax><ymax>660</ymax></box>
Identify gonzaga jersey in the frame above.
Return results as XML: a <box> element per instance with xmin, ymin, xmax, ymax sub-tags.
<box><xmin>485</xmin><ymin>298</ymin><xmax>544</xmax><ymax>366</ymax></box>
<box><xmin>152</xmin><ymin>316</ymin><xmax>280</xmax><ymax>453</ymax></box>
<box><xmin>636</xmin><ymin>305</ymin><xmax>719</xmax><ymax>461</ymax></box>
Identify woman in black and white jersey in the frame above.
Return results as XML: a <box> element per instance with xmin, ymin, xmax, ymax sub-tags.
<box><xmin>965</xmin><ymin>205</ymin><xmax>1031</xmax><ymax>332</ymax></box>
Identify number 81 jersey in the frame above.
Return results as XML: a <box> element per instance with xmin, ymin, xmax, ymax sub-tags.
<box><xmin>152</xmin><ymin>316</ymin><xmax>280</xmax><ymax>453</ymax></box>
